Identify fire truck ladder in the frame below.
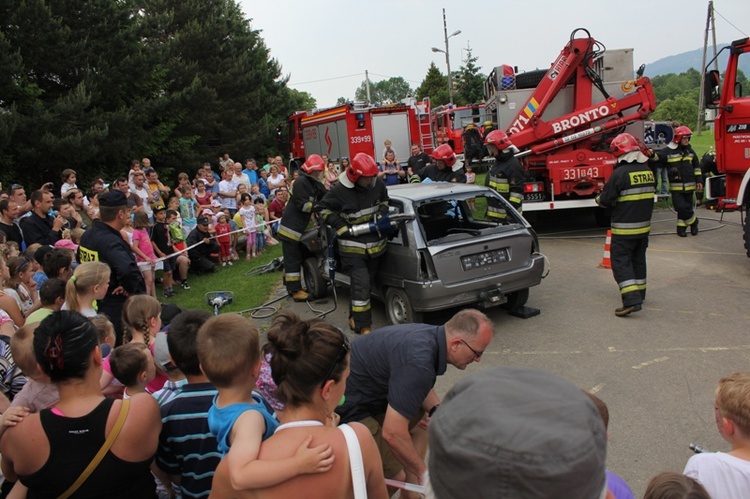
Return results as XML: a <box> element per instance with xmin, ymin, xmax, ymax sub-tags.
<box><xmin>417</xmin><ymin>97</ymin><xmax>434</xmax><ymax>153</ymax></box>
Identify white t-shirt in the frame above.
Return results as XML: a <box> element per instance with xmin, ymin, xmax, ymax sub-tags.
<box><xmin>239</xmin><ymin>206</ymin><xmax>256</xmax><ymax>232</ymax></box>
<box><xmin>219</xmin><ymin>180</ymin><xmax>238</xmax><ymax>210</ymax></box>
<box><xmin>684</xmin><ymin>451</ymin><xmax>750</xmax><ymax>499</ymax></box>
<box><xmin>132</xmin><ymin>186</ymin><xmax>153</xmax><ymax>218</ymax></box>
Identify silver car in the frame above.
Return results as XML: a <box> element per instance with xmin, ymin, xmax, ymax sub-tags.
<box><xmin>302</xmin><ymin>182</ymin><xmax>546</xmax><ymax>324</ymax></box>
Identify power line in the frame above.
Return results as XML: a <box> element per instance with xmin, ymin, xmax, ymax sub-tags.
<box><xmin>368</xmin><ymin>72</ymin><xmax>422</xmax><ymax>85</ymax></box>
<box><xmin>714</xmin><ymin>8</ymin><xmax>749</xmax><ymax>37</ymax></box>
<box><xmin>288</xmin><ymin>73</ymin><xmax>363</xmax><ymax>86</ymax></box>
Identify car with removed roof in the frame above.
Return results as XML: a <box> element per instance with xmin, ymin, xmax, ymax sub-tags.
<box><xmin>300</xmin><ymin>182</ymin><xmax>546</xmax><ymax>324</ymax></box>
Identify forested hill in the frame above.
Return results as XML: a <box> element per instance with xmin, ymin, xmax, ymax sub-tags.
<box><xmin>643</xmin><ymin>43</ymin><xmax>750</xmax><ymax>77</ymax></box>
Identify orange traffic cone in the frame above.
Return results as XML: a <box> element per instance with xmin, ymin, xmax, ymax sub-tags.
<box><xmin>598</xmin><ymin>230</ymin><xmax>612</xmax><ymax>269</ymax></box>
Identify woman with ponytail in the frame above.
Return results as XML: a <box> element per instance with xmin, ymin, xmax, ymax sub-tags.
<box><xmin>209</xmin><ymin>310</ymin><xmax>387</xmax><ymax>499</ymax></box>
<box><xmin>63</xmin><ymin>261</ymin><xmax>111</xmax><ymax>317</ymax></box>
<box><xmin>0</xmin><ymin>311</ymin><xmax>160</xmax><ymax>497</ymax></box>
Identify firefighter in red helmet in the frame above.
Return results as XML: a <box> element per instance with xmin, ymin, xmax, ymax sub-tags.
<box><xmin>315</xmin><ymin>153</ymin><xmax>389</xmax><ymax>334</ymax></box>
<box><xmin>484</xmin><ymin>129</ymin><xmax>525</xmax><ymax>220</ymax></box>
<box><xmin>596</xmin><ymin>133</ymin><xmax>655</xmax><ymax>317</ymax></box>
<box><xmin>278</xmin><ymin>154</ymin><xmax>328</xmax><ymax>301</ymax></box>
<box><xmin>648</xmin><ymin>125</ymin><xmax>702</xmax><ymax>237</ymax></box>
<box><xmin>418</xmin><ymin>144</ymin><xmax>467</xmax><ymax>183</ymax></box>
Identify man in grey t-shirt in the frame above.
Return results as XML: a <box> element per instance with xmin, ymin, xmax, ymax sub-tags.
<box><xmin>337</xmin><ymin>309</ymin><xmax>493</xmax><ymax>495</ymax></box>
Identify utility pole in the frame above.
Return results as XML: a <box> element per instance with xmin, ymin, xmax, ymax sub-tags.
<box><xmin>697</xmin><ymin>1</ymin><xmax>718</xmax><ymax>135</ymax></box>
<box><xmin>365</xmin><ymin>70</ymin><xmax>372</xmax><ymax>103</ymax></box>
<box><xmin>431</xmin><ymin>9</ymin><xmax>461</xmax><ymax>105</ymax></box>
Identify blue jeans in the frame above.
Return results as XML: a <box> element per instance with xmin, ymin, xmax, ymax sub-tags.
<box><xmin>655</xmin><ymin>167</ymin><xmax>669</xmax><ymax>195</ymax></box>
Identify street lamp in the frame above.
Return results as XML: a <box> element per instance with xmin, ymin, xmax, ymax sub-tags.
<box><xmin>431</xmin><ymin>8</ymin><xmax>461</xmax><ymax>105</ymax></box>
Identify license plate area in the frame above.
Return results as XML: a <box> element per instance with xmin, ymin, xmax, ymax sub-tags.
<box><xmin>461</xmin><ymin>248</ymin><xmax>509</xmax><ymax>271</ymax></box>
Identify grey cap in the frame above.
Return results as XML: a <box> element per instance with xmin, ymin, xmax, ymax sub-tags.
<box><xmin>428</xmin><ymin>367</ymin><xmax>607</xmax><ymax>499</ymax></box>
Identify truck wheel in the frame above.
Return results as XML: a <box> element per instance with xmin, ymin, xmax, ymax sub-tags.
<box><xmin>302</xmin><ymin>257</ymin><xmax>327</xmax><ymax>299</ymax></box>
<box><xmin>514</xmin><ymin>69</ymin><xmax>547</xmax><ymax>89</ymax></box>
<box><xmin>385</xmin><ymin>288</ymin><xmax>423</xmax><ymax>325</ymax></box>
<box><xmin>503</xmin><ymin>288</ymin><xmax>530</xmax><ymax>310</ymax></box>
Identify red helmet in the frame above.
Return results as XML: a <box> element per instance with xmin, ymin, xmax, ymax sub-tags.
<box><xmin>346</xmin><ymin>153</ymin><xmax>379</xmax><ymax>183</ymax></box>
<box><xmin>610</xmin><ymin>133</ymin><xmax>641</xmax><ymax>158</ymax></box>
<box><xmin>484</xmin><ymin>129</ymin><xmax>513</xmax><ymax>149</ymax></box>
<box><xmin>432</xmin><ymin>144</ymin><xmax>457</xmax><ymax>167</ymax></box>
<box><xmin>301</xmin><ymin>154</ymin><xmax>325</xmax><ymax>173</ymax></box>
<box><xmin>673</xmin><ymin>126</ymin><xmax>692</xmax><ymax>143</ymax></box>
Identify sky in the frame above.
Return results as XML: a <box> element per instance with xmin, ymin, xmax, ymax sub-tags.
<box><xmin>239</xmin><ymin>0</ymin><xmax>748</xmax><ymax>109</ymax></box>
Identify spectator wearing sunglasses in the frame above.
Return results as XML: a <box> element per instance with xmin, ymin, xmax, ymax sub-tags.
<box><xmin>336</xmin><ymin>308</ymin><xmax>494</xmax><ymax>497</ymax></box>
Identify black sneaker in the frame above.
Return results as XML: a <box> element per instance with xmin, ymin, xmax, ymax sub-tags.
<box><xmin>181</xmin><ymin>282</ymin><xmax>191</xmax><ymax>290</ymax></box>
<box><xmin>164</xmin><ymin>290</ymin><xmax>176</xmax><ymax>298</ymax></box>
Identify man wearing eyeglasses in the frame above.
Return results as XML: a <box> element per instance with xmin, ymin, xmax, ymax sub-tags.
<box><xmin>336</xmin><ymin>308</ymin><xmax>493</xmax><ymax>497</ymax></box>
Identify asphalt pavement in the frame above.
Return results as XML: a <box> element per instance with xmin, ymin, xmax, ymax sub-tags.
<box><xmin>253</xmin><ymin>206</ymin><xmax>750</xmax><ymax>497</ymax></box>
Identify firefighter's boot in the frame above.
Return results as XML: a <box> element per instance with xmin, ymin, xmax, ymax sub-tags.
<box><xmin>677</xmin><ymin>226</ymin><xmax>687</xmax><ymax>237</ymax></box>
<box><xmin>615</xmin><ymin>303</ymin><xmax>642</xmax><ymax>317</ymax></box>
<box><xmin>290</xmin><ymin>289</ymin><xmax>309</xmax><ymax>302</ymax></box>
<box><xmin>348</xmin><ymin>316</ymin><xmax>356</xmax><ymax>332</ymax></box>
<box><xmin>690</xmin><ymin>219</ymin><xmax>699</xmax><ymax>236</ymax></box>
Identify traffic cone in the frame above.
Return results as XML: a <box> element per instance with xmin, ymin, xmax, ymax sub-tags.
<box><xmin>598</xmin><ymin>230</ymin><xmax>612</xmax><ymax>269</ymax></box>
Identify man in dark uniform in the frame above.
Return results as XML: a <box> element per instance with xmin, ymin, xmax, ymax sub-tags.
<box><xmin>420</xmin><ymin>144</ymin><xmax>467</xmax><ymax>183</ymax></box>
<box><xmin>406</xmin><ymin>144</ymin><xmax>430</xmax><ymax>181</ymax></box>
<box><xmin>78</xmin><ymin>190</ymin><xmax>146</xmax><ymax>344</ymax></box>
<box><xmin>462</xmin><ymin>124</ymin><xmax>485</xmax><ymax>167</ymax></box>
<box><xmin>186</xmin><ymin>217</ymin><xmax>220</xmax><ymax>274</ymax></box>
<box><xmin>277</xmin><ymin>154</ymin><xmax>328</xmax><ymax>301</ymax></box>
<box><xmin>316</xmin><ymin>153</ymin><xmax>389</xmax><ymax>335</ymax></box>
<box><xmin>484</xmin><ymin>129</ymin><xmax>524</xmax><ymax>221</ymax></box>
<box><xmin>649</xmin><ymin>126</ymin><xmax>702</xmax><ymax>236</ymax></box>
<box><xmin>597</xmin><ymin>133</ymin><xmax>655</xmax><ymax>317</ymax></box>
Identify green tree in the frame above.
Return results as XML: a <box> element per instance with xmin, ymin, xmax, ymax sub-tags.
<box><xmin>454</xmin><ymin>46</ymin><xmax>486</xmax><ymax>106</ymax></box>
<box><xmin>354</xmin><ymin>77</ymin><xmax>413</xmax><ymax>104</ymax></box>
<box><xmin>336</xmin><ymin>96</ymin><xmax>348</xmax><ymax>105</ymax></box>
<box><xmin>416</xmin><ymin>62</ymin><xmax>449</xmax><ymax>106</ymax></box>
<box><xmin>651</xmin><ymin>95</ymin><xmax>699</xmax><ymax>127</ymax></box>
<box><xmin>0</xmin><ymin>0</ymin><xmax>174</xmax><ymax>186</ymax></box>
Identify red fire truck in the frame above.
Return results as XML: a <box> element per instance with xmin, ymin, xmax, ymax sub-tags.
<box><xmin>702</xmin><ymin>37</ymin><xmax>750</xmax><ymax>256</ymax></box>
<box><xmin>483</xmin><ymin>29</ymin><xmax>656</xmax><ymax>222</ymax></box>
<box><xmin>287</xmin><ymin>99</ymin><xmax>433</xmax><ymax>165</ymax></box>
<box><xmin>431</xmin><ymin>103</ymin><xmax>487</xmax><ymax>154</ymax></box>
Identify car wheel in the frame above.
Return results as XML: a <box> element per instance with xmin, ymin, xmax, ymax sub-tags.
<box><xmin>503</xmin><ymin>288</ymin><xmax>530</xmax><ymax>310</ymax></box>
<box><xmin>385</xmin><ymin>287</ymin><xmax>423</xmax><ymax>325</ymax></box>
<box><xmin>302</xmin><ymin>257</ymin><xmax>327</xmax><ymax>299</ymax></box>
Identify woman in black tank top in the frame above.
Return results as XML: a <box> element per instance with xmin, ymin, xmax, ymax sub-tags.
<box><xmin>0</xmin><ymin>311</ymin><xmax>161</xmax><ymax>498</ymax></box>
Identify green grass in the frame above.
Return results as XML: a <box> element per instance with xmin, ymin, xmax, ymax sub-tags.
<box><xmin>689</xmin><ymin>128</ymin><xmax>715</xmax><ymax>157</ymax></box>
<box><xmin>157</xmin><ymin>244</ymin><xmax>284</xmax><ymax>314</ymax></box>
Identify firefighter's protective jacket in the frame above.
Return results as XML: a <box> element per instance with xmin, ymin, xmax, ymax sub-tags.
<box><xmin>315</xmin><ymin>178</ymin><xmax>389</xmax><ymax>258</ymax></box>
<box><xmin>277</xmin><ymin>172</ymin><xmax>327</xmax><ymax>242</ymax></box>
<box><xmin>596</xmin><ymin>160</ymin><xmax>655</xmax><ymax>238</ymax></box>
<box><xmin>650</xmin><ymin>145</ymin><xmax>702</xmax><ymax>192</ymax></box>
<box><xmin>486</xmin><ymin>152</ymin><xmax>524</xmax><ymax>219</ymax></box>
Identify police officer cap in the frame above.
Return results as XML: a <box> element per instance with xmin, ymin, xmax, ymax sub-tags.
<box><xmin>197</xmin><ymin>216</ymin><xmax>210</xmax><ymax>225</ymax></box>
<box><xmin>98</xmin><ymin>190</ymin><xmax>129</xmax><ymax>207</ymax></box>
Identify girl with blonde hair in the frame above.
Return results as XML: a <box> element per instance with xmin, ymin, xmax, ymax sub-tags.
<box><xmin>63</xmin><ymin>261</ymin><xmax>110</xmax><ymax>317</ymax></box>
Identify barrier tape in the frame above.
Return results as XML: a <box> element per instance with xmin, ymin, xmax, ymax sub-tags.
<box><xmin>146</xmin><ymin>227</ymin><xmax>251</xmax><ymax>265</ymax></box>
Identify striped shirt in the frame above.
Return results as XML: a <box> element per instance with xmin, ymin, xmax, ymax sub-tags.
<box><xmin>157</xmin><ymin>382</ymin><xmax>220</xmax><ymax>498</ymax></box>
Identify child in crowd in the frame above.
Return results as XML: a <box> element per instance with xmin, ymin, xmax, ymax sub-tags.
<box><xmin>5</xmin><ymin>242</ymin><xmax>20</xmax><ymax>259</ymax></box>
<box><xmin>684</xmin><ymin>371</ymin><xmax>750</xmax><ymax>498</ymax></box>
<box><xmin>131</xmin><ymin>211</ymin><xmax>159</xmax><ymax>298</ymax></box>
<box><xmin>90</xmin><ymin>314</ymin><xmax>117</xmax><ymax>358</ymax></box>
<box><xmin>254</xmin><ymin>198</ymin><xmax>278</xmax><ymax>247</ymax></box>
<box><xmin>465</xmin><ymin>164</ymin><xmax>476</xmax><ymax>184</ymax></box>
<box><xmin>174</xmin><ymin>172</ymin><xmax>191</xmax><ymax>199</ymax></box>
<box><xmin>195</xmin><ymin>178</ymin><xmax>214</xmax><ymax>209</ymax></box>
<box><xmin>40</xmin><ymin>247</ymin><xmax>72</xmax><ymax>283</ymax></box>
<box><xmin>238</xmin><ymin>194</ymin><xmax>256</xmax><ymax>259</ymax></box>
<box><xmin>110</xmin><ymin>342</ymin><xmax>156</xmax><ymax>399</ymax></box>
<box><xmin>167</xmin><ymin>209</ymin><xmax>187</xmax><ymax>253</ymax></box>
<box><xmin>7</xmin><ymin>322</ymin><xmax>58</xmax><ymax>414</ymax></box>
<box><xmin>254</xmin><ymin>199</ymin><xmax>267</xmax><ymax>253</ymax></box>
<box><xmin>70</xmin><ymin>227</ymin><xmax>85</xmax><ymax>247</ymax></box>
<box><xmin>120</xmin><ymin>211</ymin><xmax>134</xmax><ymax>245</ymax></box>
<box><xmin>215</xmin><ymin>213</ymin><xmax>233</xmax><ymax>266</ymax></box>
<box><xmin>236</xmin><ymin>183</ymin><xmax>250</xmax><ymax>206</ymax></box>
<box><xmin>179</xmin><ymin>187</ymin><xmax>199</xmax><ymax>234</ymax></box>
<box><xmin>85</xmin><ymin>188</ymin><xmax>100</xmax><ymax>220</ymax></box>
<box><xmin>258</xmin><ymin>169</ymin><xmax>271</xmax><ymax>199</ymax></box>
<box><xmin>151</xmin><ymin>331</ymin><xmax>187</xmax><ymax>406</ymax></box>
<box><xmin>5</xmin><ymin>256</ymin><xmax>40</xmax><ymax>317</ymax></box>
<box><xmin>25</xmin><ymin>278</ymin><xmax>66</xmax><ymax>324</ymax></box>
<box><xmin>197</xmin><ymin>314</ymin><xmax>330</xmax><ymax>489</ymax></box>
<box><xmin>250</xmin><ymin>183</ymin><xmax>266</xmax><ymax>204</ymax></box>
<box><xmin>151</xmin><ymin>207</ymin><xmax>178</xmax><ymax>298</ymax></box>
<box><xmin>63</xmin><ymin>261</ymin><xmax>110</xmax><ymax>317</ymax></box>
<box><xmin>643</xmin><ymin>472</ymin><xmax>710</xmax><ymax>499</ymax></box>
<box><xmin>60</xmin><ymin>168</ymin><xmax>77</xmax><ymax>196</ymax></box>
